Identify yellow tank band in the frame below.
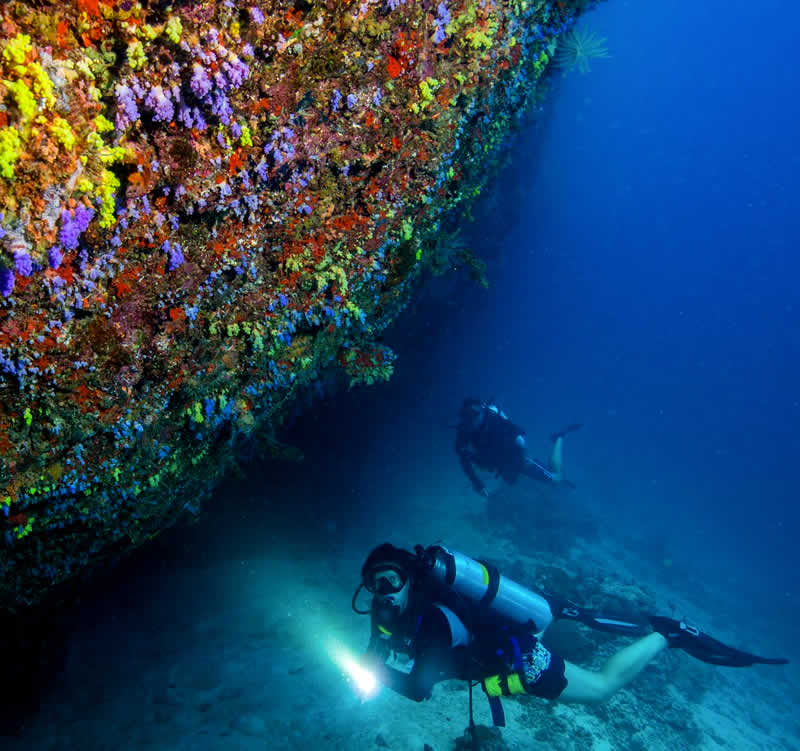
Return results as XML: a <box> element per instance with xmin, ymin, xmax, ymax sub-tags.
<box><xmin>483</xmin><ymin>675</ymin><xmax>503</xmax><ymax>697</ymax></box>
<box><xmin>507</xmin><ymin>673</ymin><xmax>526</xmax><ymax>695</ymax></box>
<box><xmin>377</xmin><ymin>624</ymin><xmax>392</xmax><ymax>636</ymax></box>
<box><xmin>479</xmin><ymin>563</ymin><xmax>489</xmax><ymax>586</ymax></box>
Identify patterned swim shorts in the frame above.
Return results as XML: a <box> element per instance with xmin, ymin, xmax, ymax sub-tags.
<box><xmin>521</xmin><ymin>639</ymin><xmax>567</xmax><ymax>699</ymax></box>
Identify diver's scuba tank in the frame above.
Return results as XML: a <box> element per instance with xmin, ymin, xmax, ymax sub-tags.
<box><xmin>420</xmin><ymin>545</ymin><xmax>554</xmax><ymax>633</ymax></box>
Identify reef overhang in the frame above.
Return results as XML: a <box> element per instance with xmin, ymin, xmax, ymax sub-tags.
<box><xmin>0</xmin><ymin>0</ymin><xmax>596</xmax><ymax>610</ymax></box>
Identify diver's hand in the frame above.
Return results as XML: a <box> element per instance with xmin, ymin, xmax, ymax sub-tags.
<box><xmin>353</xmin><ymin>653</ymin><xmax>385</xmax><ymax>700</ymax></box>
<box><xmin>360</xmin><ymin>649</ymin><xmax>384</xmax><ymax>672</ymax></box>
<box><xmin>478</xmin><ymin>486</ymin><xmax>490</xmax><ymax>498</ymax></box>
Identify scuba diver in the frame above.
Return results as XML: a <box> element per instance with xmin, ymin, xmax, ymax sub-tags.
<box><xmin>353</xmin><ymin>543</ymin><xmax>788</xmax><ymax>731</ymax></box>
<box><xmin>455</xmin><ymin>398</ymin><xmax>582</xmax><ymax>497</ymax></box>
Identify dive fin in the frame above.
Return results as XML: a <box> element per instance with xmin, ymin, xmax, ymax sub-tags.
<box><xmin>649</xmin><ymin>616</ymin><xmax>789</xmax><ymax>667</ymax></box>
<box><xmin>549</xmin><ymin>423</ymin><xmax>583</xmax><ymax>442</ymax></box>
<box><xmin>547</xmin><ymin>596</ymin><xmax>650</xmax><ymax>636</ymax></box>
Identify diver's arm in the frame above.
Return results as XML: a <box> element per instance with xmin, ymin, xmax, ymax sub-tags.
<box><xmin>363</xmin><ymin>631</ymin><xmax>390</xmax><ymax>666</ymax></box>
<box><xmin>455</xmin><ymin>428</ymin><xmax>483</xmax><ymax>487</ymax></box>
<box><xmin>371</xmin><ymin>656</ymin><xmax>441</xmax><ymax>702</ymax></box>
<box><xmin>368</xmin><ymin>608</ymin><xmax>454</xmax><ymax>702</ymax></box>
<box><xmin>458</xmin><ymin>449</ymin><xmax>485</xmax><ymax>494</ymax></box>
<box><xmin>361</xmin><ymin>644</ymin><xmax>429</xmax><ymax>700</ymax></box>
<box><xmin>456</xmin><ymin>429</ymin><xmax>485</xmax><ymax>494</ymax></box>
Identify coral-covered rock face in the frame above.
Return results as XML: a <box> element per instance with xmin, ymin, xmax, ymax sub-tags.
<box><xmin>0</xmin><ymin>0</ymin><xmax>591</xmax><ymax>608</ymax></box>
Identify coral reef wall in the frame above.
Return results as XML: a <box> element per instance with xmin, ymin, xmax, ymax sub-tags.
<box><xmin>0</xmin><ymin>0</ymin><xmax>597</xmax><ymax>609</ymax></box>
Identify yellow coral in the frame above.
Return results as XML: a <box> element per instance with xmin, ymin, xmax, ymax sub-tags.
<box><xmin>3</xmin><ymin>78</ymin><xmax>37</xmax><ymax>122</ymax></box>
<box><xmin>446</xmin><ymin>3</ymin><xmax>478</xmax><ymax>36</ymax></box>
<box><xmin>15</xmin><ymin>515</ymin><xmax>35</xmax><ymax>540</ymax></box>
<box><xmin>165</xmin><ymin>16</ymin><xmax>183</xmax><ymax>44</ymax></box>
<box><xmin>239</xmin><ymin>124</ymin><xmax>253</xmax><ymax>146</ymax></box>
<box><xmin>50</xmin><ymin>116</ymin><xmax>76</xmax><ymax>151</ymax></box>
<box><xmin>28</xmin><ymin>62</ymin><xmax>55</xmax><ymax>106</ymax></box>
<box><xmin>75</xmin><ymin>58</ymin><xmax>95</xmax><ymax>81</ymax></box>
<box><xmin>96</xmin><ymin>169</ymin><xmax>120</xmax><ymax>228</ymax></box>
<box><xmin>0</xmin><ymin>126</ymin><xmax>22</xmax><ymax>178</ymax></box>
<box><xmin>465</xmin><ymin>15</ymin><xmax>498</xmax><ymax>51</ymax></box>
<box><xmin>87</xmin><ymin>131</ymin><xmax>130</xmax><ymax>165</ymax></box>
<box><xmin>419</xmin><ymin>78</ymin><xmax>434</xmax><ymax>102</ymax></box>
<box><xmin>465</xmin><ymin>29</ymin><xmax>493</xmax><ymax>50</ymax></box>
<box><xmin>2</xmin><ymin>34</ymin><xmax>32</xmax><ymax>66</ymax></box>
<box><xmin>94</xmin><ymin>114</ymin><xmax>114</xmax><ymax>133</ymax></box>
<box><xmin>85</xmin><ymin>131</ymin><xmax>103</xmax><ymax>151</ymax></box>
<box><xmin>100</xmin><ymin>146</ymin><xmax>130</xmax><ymax>164</ymax></box>
<box><xmin>415</xmin><ymin>77</ymin><xmax>441</xmax><ymax>112</ymax></box>
<box><xmin>189</xmin><ymin>401</ymin><xmax>204</xmax><ymax>423</ymax></box>
<box><xmin>127</xmin><ymin>40</ymin><xmax>146</xmax><ymax>70</ymax></box>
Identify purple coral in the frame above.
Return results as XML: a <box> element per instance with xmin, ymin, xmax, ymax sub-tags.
<box><xmin>193</xmin><ymin>109</ymin><xmax>207</xmax><ymax>131</ymax></box>
<box><xmin>115</xmin><ymin>83</ymin><xmax>140</xmax><ymax>130</ymax></box>
<box><xmin>210</xmin><ymin>91</ymin><xmax>233</xmax><ymax>124</ymax></box>
<box><xmin>222</xmin><ymin>58</ymin><xmax>249</xmax><ymax>89</ymax></box>
<box><xmin>163</xmin><ymin>241</ymin><xmax>185</xmax><ymax>271</ymax></box>
<box><xmin>249</xmin><ymin>6</ymin><xmax>264</xmax><ymax>24</ymax></box>
<box><xmin>144</xmin><ymin>86</ymin><xmax>174</xmax><ymax>123</ymax></box>
<box><xmin>213</xmin><ymin>70</ymin><xmax>230</xmax><ymax>93</ymax></box>
<box><xmin>13</xmin><ymin>250</ymin><xmax>32</xmax><ymax>277</ymax></box>
<box><xmin>190</xmin><ymin>64</ymin><xmax>213</xmax><ymax>98</ymax></box>
<box><xmin>48</xmin><ymin>246</ymin><xmax>63</xmax><ymax>269</ymax></box>
<box><xmin>268</xmin><ymin>126</ymin><xmax>295</xmax><ymax>156</ymax></box>
<box><xmin>0</xmin><ymin>268</ymin><xmax>14</xmax><ymax>297</ymax></box>
<box><xmin>59</xmin><ymin>205</ymin><xmax>94</xmax><ymax>250</ymax></box>
<box><xmin>75</xmin><ymin>205</ymin><xmax>94</xmax><ymax>232</ymax></box>
<box><xmin>433</xmin><ymin>2</ymin><xmax>451</xmax><ymax>44</ymax></box>
<box><xmin>178</xmin><ymin>105</ymin><xmax>206</xmax><ymax>131</ymax></box>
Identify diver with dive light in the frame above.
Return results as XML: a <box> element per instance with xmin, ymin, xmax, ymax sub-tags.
<box><xmin>352</xmin><ymin>543</ymin><xmax>788</xmax><ymax>727</ymax></box>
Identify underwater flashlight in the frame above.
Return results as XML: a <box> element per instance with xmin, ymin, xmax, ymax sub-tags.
<box><xmin>328</xmin><ymin>640</ymin><xmax>379</xmax><ymax>700</ymax></box>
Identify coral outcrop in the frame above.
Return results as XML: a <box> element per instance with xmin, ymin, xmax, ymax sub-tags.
<box><xmin>0</xmin><ymin>0</ymin><xmax>598</xmax><ymax>609</ymax></box>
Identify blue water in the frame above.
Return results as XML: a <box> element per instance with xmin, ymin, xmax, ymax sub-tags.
<box><xmin>376</xmin><ymin>0</ymin><xmax>799</xmax><ymax>646</ymax></box>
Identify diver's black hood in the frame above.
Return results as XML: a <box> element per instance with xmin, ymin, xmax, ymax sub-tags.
<box><xmin>361</xmin><ymin>543</ymin><xmax>420</xmax><ymax>587</ymax></box>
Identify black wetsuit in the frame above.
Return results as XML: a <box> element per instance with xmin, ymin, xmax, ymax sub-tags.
<box><xmin>364</xmin><ymin>585</ymin><xmax>567</xmax><ymax>704</ymax></box>
<box><xmin>455</xmin><ymin>402</ymin><xmax>555</xmax><ymax>494</ymax></box>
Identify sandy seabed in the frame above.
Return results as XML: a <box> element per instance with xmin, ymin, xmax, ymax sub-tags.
<box><xmin>5</xmin><ymin>452</ymin><xmax>798</xmax><ymax>751</ymax></box>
